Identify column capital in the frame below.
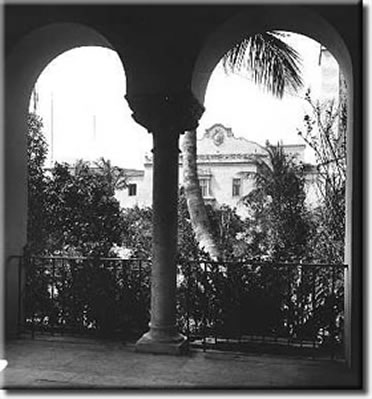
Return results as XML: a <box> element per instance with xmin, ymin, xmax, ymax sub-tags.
<box><xmin>125</xmin><ymin>91</ymin><xmax>204</xmax><ymax>134</ymax></box>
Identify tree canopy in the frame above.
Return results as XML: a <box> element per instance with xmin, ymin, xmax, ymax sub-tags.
<box><xmin>241</xmin><ymin>143</ymin><xmax>311</xmax><ymax>262</ymax></box>
<box><xmin>27</xmin><ymin>113</ymin><xmax>126</xmax><ymax>257</ymax></box>
<box><xmin>27</xmin><ymin>112</ymin><xmax>49</xmax><ymax>254</ymax></box>
<box><xmin>298</xmin><ymin>91</ymin><xmax>346</xmax><ymax>263</ymax></box>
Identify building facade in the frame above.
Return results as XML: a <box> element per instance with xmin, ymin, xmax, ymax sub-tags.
<box><xmin>115</xmin><ymin>123</ymin><xmax>318</xmax><ymax>215</ymax></box>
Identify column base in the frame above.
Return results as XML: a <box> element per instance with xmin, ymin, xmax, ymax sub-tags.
<box><xmin>135</xmin><ymin>330</ymin><xmax>188</xmax><ymax>355</ymax></box>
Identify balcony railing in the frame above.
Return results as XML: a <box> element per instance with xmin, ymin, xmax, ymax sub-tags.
<box><xmin>18</xmin><ymin>256</ymin><xmax>151</xmax><ymax>340</ymax></box>
<box><xmin>177</xmin><ymin>260</ymin><xmax>346</xmax><ymax>358</ymax></box>
<box><xmin>15</xmin><ymin>255</ymin><xmax>346</xmax><ymax>358</ymax></box>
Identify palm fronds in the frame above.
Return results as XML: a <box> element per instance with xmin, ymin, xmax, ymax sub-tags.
<box><xmin>222</xmin><ymin>32</ymin><xmax>303</xmax><ymax>98</ymax></box>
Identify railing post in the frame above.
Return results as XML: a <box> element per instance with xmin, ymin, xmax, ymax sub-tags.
<box><xmin>311</xmin><ymin>266</ymin><xmax>316</xmax><ymax>350</ymax></box>
<box><xmin>330</xmin><ymin>265</ymin><xmax>336</xmax><ymax>360</ymax></box>
<box><xmin>299</xmin><ymin>263</ymin><xmax>303</xmax><ymax>348</ymax></box>
<box><xmin>286</xmin><ymin>265</ymin><xmax>291</xmax><ymax>346</ymax></box>
<box><xmin>51</xmin><ymin>258</ymin><xmax>55</xmax><ymax>336</ymax></box>
<box><xmin>202</xmin><ymin>261</ymin><xmax>207</xmax><ymax>352</ymax></box>
<box><xmin>17</xmin><ymin>255</ymin><xmax>23</xmax><ymax>336</ymax></box>
<box><xmin>61</xmin><ymin>258</ymin><xmax>65</xmax><ymax>336</ymax></box>
<box><xmin>30</xmin><ymin>256</ymin><xmax>35</xmax><ymax>339</ymax></box>
<box><xmin>238</xmin><ymin>263</ymin><xmax>242</xmax><ymax>345</ymax></box>
<box><xmin>185</xmin><ymin>261</ymin><xmax>190</xmax><ymax>340</ymax></box>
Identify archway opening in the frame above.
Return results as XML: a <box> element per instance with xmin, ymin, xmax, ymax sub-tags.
<box><xmin>23</xmin><ymin>43</ymin><xmax>157</xmax><ymax>337</ymax></box>
<box><xmin>187</xmin><ymin>26</ymin><xmax>350</xmax><ymax>360</ymax></box>
<box><xmin>4</xmin><ymin>22</ymin><xmax>155</xmax><ymax>339</ymax></box>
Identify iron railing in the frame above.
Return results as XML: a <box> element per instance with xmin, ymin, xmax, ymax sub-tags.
<box><xmin>177</xmin><ymin>260</ymin><xmax>346</xmax><ymax>358</ymax></box>
<box><xmin>18</xmin><ymin>256</ymin><xmax>151</xmax><ymax>339</ymax></box>
<box><xmin>15</xmin><ymin>255</ymin><xmax>346</xmax><ymax>358</ymax></box>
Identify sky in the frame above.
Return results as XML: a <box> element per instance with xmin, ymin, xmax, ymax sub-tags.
<box><xmin>32</xmin><ymin>32</ymin><xmax>339</xmax><ymax>169</ymax></box>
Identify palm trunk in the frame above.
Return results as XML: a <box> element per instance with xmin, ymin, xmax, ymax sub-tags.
<box><xmin>180</xmin><ymin>33</ymin><xmax>303</xmax><ymax>260</ymax></box>
<box><xmin>181</xmin><ymin>130</ymin><xmax>220</xmax><ymax>259</ymax></box>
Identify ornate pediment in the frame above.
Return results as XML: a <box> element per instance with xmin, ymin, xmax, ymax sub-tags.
<box><xmin>198</xmin><ymin>124</ymin><xmax>267</xmax><ymax>159</ymax></box>
<box><xmin>204</xmin><ymin>124</ymin><xmax>233</xmax><ymax>146</ymax></box>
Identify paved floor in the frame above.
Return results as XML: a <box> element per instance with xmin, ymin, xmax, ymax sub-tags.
<box><xmin>1</xmin><ymin>336</ymin><xmax>361</xmax><ymax>390</ymax></box>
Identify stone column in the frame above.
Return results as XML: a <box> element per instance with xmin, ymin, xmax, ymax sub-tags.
<box><xmin>125</xmin><ymin>91</ymin><xmax>204</xmax><ymax>355</ymax></box>
<box><xmin>137</xmin><ymin>130</ymin><xmax>185</xmax><ymax>354</ymax></box>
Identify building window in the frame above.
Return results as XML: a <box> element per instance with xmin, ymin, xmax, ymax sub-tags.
<box><xmin>199</xmin><ymin>178</ymin><xmax>211</xmax><ymax>197</ymax></box>
<box><xmin>232</xmin><ymin>178</ymin><xmax>241</xmax><ymax>197</ymax></box>
<box><xmin>128</xmin><ymin>183</ymin><xmax>137</xmax><ymax>196</ymax></box>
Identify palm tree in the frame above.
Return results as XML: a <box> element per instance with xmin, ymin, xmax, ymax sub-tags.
<box><xmin>242</xmin><ymin>143</ymin><xmax>310</xmax><ymax>262</ymax></box>
<box><xmin>94</xmin><ymin>157</ymin><xmax>128</xmax><ymax>191</ymax></box>
<box><xmin>181</xmin><ymin>130</ymin><xmax>220</xmax><ymax>259</ymax></box>
<box><xmin>181</xmin><ymin>31</ymin><xmax>303</xmax><ymax>259</ymax></box>
<box><xmin>222</xmin><ymin>32</ymin><xmax>303</xmax><ymax>96</ymax></box>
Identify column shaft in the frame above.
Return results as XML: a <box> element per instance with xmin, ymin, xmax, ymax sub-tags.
<box><xmin>127</xmin><ymin>91</ymin><xmax>204</xmax><ymax>355</ymax></box>
<box><xmin>135</xmin><ymin>130</ymin><xmax>187</xmax><ymax>354</ymax></box>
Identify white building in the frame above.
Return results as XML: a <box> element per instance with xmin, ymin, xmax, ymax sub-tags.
<box><xmin>116</xmin><ymin>45</ymin><xmax>340</xmax><ymax>213</ymax></box>
<box><xmin>115</xmin><ymin>123</ymin><xmax>319</xmax><ymax>215</ymax></box>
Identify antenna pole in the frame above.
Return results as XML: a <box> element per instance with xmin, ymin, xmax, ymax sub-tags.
<box><xmin>93</xmin><ymin>114</ymin><xmax>96</xmax><ymax>140</ymax></box>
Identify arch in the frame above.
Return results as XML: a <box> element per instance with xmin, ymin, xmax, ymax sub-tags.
<box><xmin>4</xmin><ymin>22</ymin><xmax>125</xmax><ymax>337</ymax></box>
<box><xmin>191</xmin><ymin>5</ymin><xmax>359</xmax><ymax>372</ymax></box>
<box><xmin>191</xmin><ymin>6</ymin><xmax>352</xmax><ymax>105</ymax></box>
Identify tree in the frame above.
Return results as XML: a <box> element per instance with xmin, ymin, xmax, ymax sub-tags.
<box><xmin>119</xmin><ymin>189</ymin><xmax>201</xmax><ymax>262</ymax></box>
<box><xmin>177</xmin><ymin>188</ymin><xmax>202</xmax><ymax>262</ymax></box>
<box><xmin>295</xmin><ymin>93</ymin><xmax>347</xmax><ymax>347</ymax></box>
<box><xmin>44</xmin><ymin>161</ymin><xmax>125</xmax><ymax>257</ymax></box>
<box><xmin>222</xmin><ymin>32</ymin><xmax>303</xmax><ymax>97</ymax></box>
<box><xmin>180</xmin><ymin>132</ymin><xmax>220</xmax><ymax>259</ymax></box>
<box><xmin>241</xmin><ymin>143</ymin><xmax>311</xmax><ymax>262</ymax></box>
<box><xmin>94</xmin><ymin>157</ymin><xmax>128</xmax><ymax>191</ymax></box>
<box><xmin>181</xmin><ymin>31</ymin><xmax>303</xmax><ymax>259</ymax></box>
<box><xmin>298</xmin><ymin>91</ymin><xmax>346</xmax><ymax>263</ymax></box>
<box><xmin>121</xmin><ymin>205</ymin><xmax>153</xmax><ymax>259</ymax></box>
<box><xmin>26</xmin><ymin>110</ymin><xmax>128</xmax><ymax>258</ymax></box>
<box><xmin>27</xmin><ymin>112</ymin><xmax>49</xmax><ymax>254</ymax></box>
<box><xmin>206</xmin><ymin>204</ymin><xmax>247</xmax><ymax>261</ymax></box>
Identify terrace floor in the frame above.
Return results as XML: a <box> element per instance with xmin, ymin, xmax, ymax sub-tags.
<box><xmin>1</xmin><ymin>335</ymin><xmax>361</xmax><ymax>390</ymax></box>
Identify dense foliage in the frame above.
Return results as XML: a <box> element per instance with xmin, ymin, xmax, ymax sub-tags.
<box><xmin>24</xmin><ymin>257</ymin><xmax>151</xmax><ymax>338</ymax></box>
<box><xmin>241</xmin><ymin>143</ymin><xmax>312</xmax><ymax>262</ymax></box>
<box><xmin>27</xmin><ymin>113</ymin><xmax>49</xmax><ymax>254</ymax></box>
<box><xmin>26</xmin><ymin>114</ymin><xmax>142</xmax><ymax>336</ymax></box>
<box><xmin>27</xmin><ymin>115</ymin><xmax>127</xmax><ymax>257</ymax></box>
<box><xmin>121</xmin><ymin>206</ymin><xmax>153</xmax><ymax>259</ymax></box>
<box><xmin>118</xmin><ymin>190</ymin><xmax>206</xmax><ymax>262</ymax></box>
<box><xmin>43</xmin><ymin>161</ymin><xmax>125</xmax><ymax>257</ymax></box>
